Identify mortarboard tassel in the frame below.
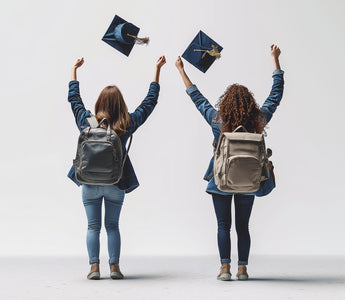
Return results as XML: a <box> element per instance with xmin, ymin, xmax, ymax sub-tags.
<box><xmin>194</xmin><ymin>45</ymin><xmax>221</xmax><ymax>59</ymax></box>
<box><xmin>127</xmin><ymin>33</ymin><xmax>150</xmax><ymax>45</ymax></box>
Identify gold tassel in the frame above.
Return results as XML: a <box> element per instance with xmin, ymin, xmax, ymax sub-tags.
<box><xmin>194</xmin><ymin>44</ymin><xmax>221</xmax><ymax>59</ymax></box>
<box><xmin>127</xmin><ymin>33</ymin><xmax>150</xmax><ymax>45</ymax></box>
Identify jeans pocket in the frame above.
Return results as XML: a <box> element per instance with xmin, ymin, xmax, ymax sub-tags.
<box><xmin>106</xmin><ymin>185</ymin><xmax>125</xmax><ymax>201</ymax></box>
<box><xmin>82</xmin><ymin>184</ymin><xmax>99</xmax><ymax>198</ymax></box>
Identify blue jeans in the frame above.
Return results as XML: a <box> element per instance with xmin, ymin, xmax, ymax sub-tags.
<box><xmin>82</xmin><ymin>184</ymin><xmax>125</xmax><ymax>265</ymax></box>
<box><xmin>212</xmin><ymin>193</ymin><xmax>254</xmax><ymax>265</ymax></box>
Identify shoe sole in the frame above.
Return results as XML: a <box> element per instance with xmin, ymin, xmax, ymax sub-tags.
<box><xmin>217</xmin><ymin>273</ymin><xmax>232</xmax><ymax>281</ymax></box>
<box><xmin>87</xmin><ymin>272</ymin><xmax>100</xmax><ymax>280</ymax></box>
<box><xmin>237</xmin><ymin>275</ymin><xmax>249</xmax><ymax>280</ymax></box>
<box><xmin>110</xmin><ymin>272</ymin><xmax>124</xmax><ymax>280</ymax></box>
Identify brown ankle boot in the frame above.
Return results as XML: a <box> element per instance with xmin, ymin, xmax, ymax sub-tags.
<box><xmin>87</xmin><ymin>263</ymin><xmax>100</xmax><ymax>280</ymax></box>
<box><xmin>217</xmin><ymin>264</ymin><xmax>231</xmax><ymax>281</ymax></box>
<box><xmin>110</xmin><ymin>263</ymin><xmax>124</xmax><ymax>279</ymax></box>
<box><xmin>236</xmin><ymin>265</ymin><xmax>249</xmax><ymax>280</ymax></box>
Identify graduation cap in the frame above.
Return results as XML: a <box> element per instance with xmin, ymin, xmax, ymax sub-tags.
<box><xmin>102</xmin><ymin>15</ymin><xmax>149</xmax><ymax>56</ymax></box>
<box><xmin>182</xmin><ymin>30</ymin><xmax>223</xmax><ymax>73</ymax></box>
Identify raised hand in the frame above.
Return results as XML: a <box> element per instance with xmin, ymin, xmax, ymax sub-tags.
<box><xmin>270</xmin><ymin>45</ymin><xmax>281</xmax><ymax>70</ymax></box>
<box><xmin>156</xmin><ymin>56</ymin><xmax>166</xmax><ymax>69</ymax></box>
<box><xmin>153</xmin><ymin>55</ymin><xmax>166</xmax><ymax>83</ymax></box>
<box><xmin>175</xmin><ymin>56</ymin><xmax>184</xmax><ymax>70</ymax></box>
<box><xmin>73</xmin><ymin>57</ymin><xmax>84</xmax><ymax>69</ymax></box>
<box><xmin>175</xmin><ymin>56</ymin><xmax>192</xmax><ymax>88</ymax></box>
<box><xmin>71</xmin><ymin>57</ymin><xmax>84</xmax><ymax>81</ymax></box>
<box><xmin>270</xmin><ymin>44</ymin><xmax>281</xmax><ymax>59</ymax></box>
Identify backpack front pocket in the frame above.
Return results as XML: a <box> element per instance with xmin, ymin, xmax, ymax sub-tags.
<box><xmin>226</xmin><ymin>155</ymin><xmax>261</xmax><ymax>190</ymax></box>
<box><xmin>81</xmin><ymin>141</ymin><xmax>115</xmax><ymax>174</ymax></box>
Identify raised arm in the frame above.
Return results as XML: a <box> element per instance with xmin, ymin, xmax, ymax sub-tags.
<box><xmin>71</xmin><ymin>57</ymin><xmax>84</xmax><ymax>81</ymax></box>
<box><xmin>261</xmin><ymin>45</ymin><xmax>285</xmax><ymax>124</ymax></box>
<box><xmin>175</xmin><ymin>56</ymin><xmax>217</xmax><ymax>126</ymax></box>
<box><xmin>175</xmin><ymin>56</ymin><xmax>193</xmax><ymax>88</ymax></box>
<box><xmin>68</xmin><ymin>57</ymin><xmax>91</xmax><ymax>131</ymax></box>
<box><xmin>128</xmin><ymin>56</ymin><xmax>166</xmax><ymax>134</ymax></box>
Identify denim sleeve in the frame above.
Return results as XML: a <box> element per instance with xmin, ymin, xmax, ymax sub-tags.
<box><xmin>260</xmin><ymin>69</ymin><xmax>285</xmax><ymax>124</ymax></box>
<box><xmin>68</xmin><ymin>80</ymin><xmax>91</xmax><ymax>132</ymax></box>
<box><xmin>186</xmin><ymin>84</ymin><xmax>217</xmax><ymax>126</ymax></box>
<box><xmin>128</xmin><ymin>82</ymin><xmax>160</xmax><ymax>134</ymax></box>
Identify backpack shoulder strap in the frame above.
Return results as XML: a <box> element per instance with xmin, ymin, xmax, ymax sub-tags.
<box><xmin>213</xmin><ymin>122</ymin><xmax>222</xmax><ymax>151</ymax></box>
<box><xmin>86</xmin><ymin>114</ymin><xmax>99</xmax><ymax>128</ymax></box>
<box><xmin>121</xmin><ymin>135</ymin><xmax>133</xmax><ymax>168</ymax></box>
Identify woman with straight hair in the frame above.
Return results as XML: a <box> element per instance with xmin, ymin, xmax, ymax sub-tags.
<box><xmin>175</xmin><ymin>45</ymin><xmax>284</xmax><ymax>280</ymax></box>
<box><xmin>67</xmin><ymin>55</ymin><xmax>166</xmax><ymax>280</ymax></box>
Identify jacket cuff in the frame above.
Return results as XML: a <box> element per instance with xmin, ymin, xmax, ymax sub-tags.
<box><xmin>150</xmin><ymin>81</ymin><xmax>160</xmax><ymax>90</ymax></box>
<box><xmin>186</xmin><ymin>84</ymin><xmax>198</xmax><ymax>95</ymax></box>
<box><xmin>69</xmin><ymin>80</ymin><xmax>79</xmax><ymax>87</ymax></box>
<box><xmin>273</xmin><ymin>69</ymin><xmax>284</xmax><ymax>75</ymax></box>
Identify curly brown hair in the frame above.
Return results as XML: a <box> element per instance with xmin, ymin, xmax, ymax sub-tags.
<box><xmin>216</xmin><ymin>84</ymin><xmax>266</xmax><ymax>134</ymax></box>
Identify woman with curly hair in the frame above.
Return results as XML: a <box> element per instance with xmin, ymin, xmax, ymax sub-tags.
<box><xmin>175</xmin><ymin>45</ymin><xmax>284</xmax><ymax>281</ymax></box>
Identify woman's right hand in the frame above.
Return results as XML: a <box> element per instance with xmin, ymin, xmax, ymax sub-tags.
<box><xmin>72</xmin><ymin>57</ymin><xmax>84</xmax><ymax>69</ymax></box>
<box><xmin>270</xmin><ymin>45</ymin><xmax>281</xmax><ymax>59</ymax></box>
<box><xmin>175</xmin><ymin>56</ymin><xmax>184</xmax><ymax>71</ymax></box>
<box><xmin>270</xmin><ymin>45</ymin><xmax>281</xmax><ymax>70</ymax></box>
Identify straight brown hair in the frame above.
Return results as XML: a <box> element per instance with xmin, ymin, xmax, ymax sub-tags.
<box><xmin>94</xmin><ymin>85</ymin><xmax>130</xmax><ymax>136</ymax></box>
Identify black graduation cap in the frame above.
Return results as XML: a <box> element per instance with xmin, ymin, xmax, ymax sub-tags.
<box><xmin>102</xmin><ymin>15</ymin><xmax>149</xmax><ymax>56</ymax></box>
<box><xmin>182</xmin><ymin>30</ymin><xmax>223</xmax><ymax>73</ymax></box>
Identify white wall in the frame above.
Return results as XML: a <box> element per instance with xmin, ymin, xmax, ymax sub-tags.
<box><xmin>0</xmin><ymin>0</ymin><xmax>344</xmax><ymax>257</ymax></box>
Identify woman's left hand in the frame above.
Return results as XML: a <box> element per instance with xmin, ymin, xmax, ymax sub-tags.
<box><xmin>156</xmin><ymin>56</ymin><xmax>166</xmax><ymax>69</ymax></box>
<box><xmin>73</xmin><ymin>57</ymin><xmax>84</xmax><ymax>69</ymax></box>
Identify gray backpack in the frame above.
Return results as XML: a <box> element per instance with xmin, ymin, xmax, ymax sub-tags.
<box><xmin>73</xmin><ymin>115</ymin><xmax>132</xmax><ymax>185</ymax></box>
<box><xmin>213</xmin><ymin>125</ymin><xmax>271</xmax><ymax>193</ymax></box>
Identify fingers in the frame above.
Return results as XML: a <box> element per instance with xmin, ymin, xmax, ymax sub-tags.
<box><xmin>270</xmin><ymin>44</ymin><xmax>281</xmax><ymax>55</ymax></box>
<box><xmin>157</xmin><ymin>55</ymin><xmax>166</xmax><ymax>68</ymax></box>
<box><xmin>75</xmin><ymin>57</ymin><xmax>84</xmax><ymax>66</ymax></box>
<box><xmin>158</xmin><ymin>55</ymin><xmax>166</xmax><ymax>65</ymax></box>
<box><xmin>271</xmin><ymin>44</ymin><xmax>280</xmax><ymax>51</ymax></box>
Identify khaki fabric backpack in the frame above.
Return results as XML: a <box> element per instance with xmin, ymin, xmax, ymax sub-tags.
<box><xmin>213</xmin><ymin>125</ymin><xmax>271</xmax><ymax>193</ymax></box>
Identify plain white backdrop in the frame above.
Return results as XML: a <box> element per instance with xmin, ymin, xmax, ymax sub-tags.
<box><xmin>0</xmin><ymin>0</ymin><xmax>344</xmax><ymax>258</ymax></box>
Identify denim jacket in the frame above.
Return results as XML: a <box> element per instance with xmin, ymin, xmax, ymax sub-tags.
<box><xmin>67</xmin><ymin>80</ymin><xmax>160</xmax><ymax>193</ymax></box>
<box><xmin>185</xmin><ymin>69</ymin><xmax>285</xmax><ymax>195</ymax></box>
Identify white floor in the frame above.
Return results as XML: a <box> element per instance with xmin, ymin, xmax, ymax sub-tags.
<box><xmin>0</xmin><ymin>255</ymin><xmax>344</xmax><ymax>300</ymax></box>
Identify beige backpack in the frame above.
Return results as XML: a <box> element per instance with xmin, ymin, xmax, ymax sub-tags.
<box><xmin>213</xmin><ymin>125</ymin><xmax>271</xmax><ymax>193</ymax></box>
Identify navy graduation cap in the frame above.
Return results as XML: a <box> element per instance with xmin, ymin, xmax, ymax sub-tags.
<box><xmin>182</xmin><ymin>30</ymin><xmax>223</xmax><ymax>73</ymax></box>
<box><xmin>102</xmin><ymin>15</ymin><xmax>149</xmax><ymax>56</ymax></box>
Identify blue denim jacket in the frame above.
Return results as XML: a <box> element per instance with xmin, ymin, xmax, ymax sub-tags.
<box><xmin>185</xmin><ymin>69</ymin><xmax>285</xmax><ymax>195</ymax></box>
<box><xmin>67</xmin><ymin>80</ymin><xmax>160</xmax><ymax>193</ymax></box>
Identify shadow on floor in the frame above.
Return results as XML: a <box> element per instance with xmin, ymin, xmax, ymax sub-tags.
<box><xmin>120</xmin><ymin>274</ymin><xmax>175</xmax><ymax>280</ymax></box>
<box><xmin>249</xmin><ymin>277</ymin><xmax>345</xmax><ymax>284</ymax></box>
